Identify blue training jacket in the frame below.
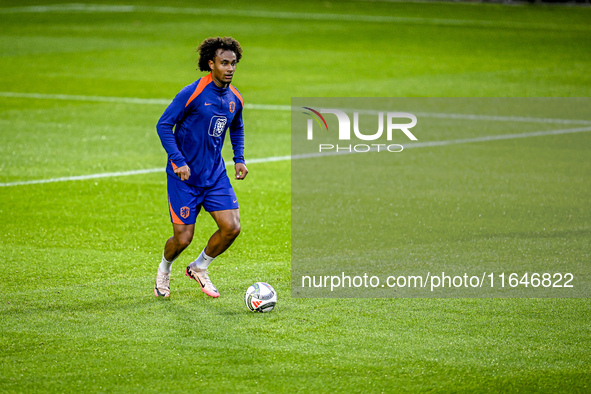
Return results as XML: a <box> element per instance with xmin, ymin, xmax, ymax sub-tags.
<box><xmin>156</xmin><ymin>73</ymin><xmax>245</xmax><ymax>188</ymax></box>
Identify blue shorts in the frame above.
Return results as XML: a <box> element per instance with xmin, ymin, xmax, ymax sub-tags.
<box><xmin>167</xmin><ymin>174</ymin><xmax>239</xmax><ymax>225</ymax></box>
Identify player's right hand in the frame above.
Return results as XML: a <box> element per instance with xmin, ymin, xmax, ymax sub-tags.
<box><xmin>174</xmin><ymin>165</ymin><xmax>191</xmax><ymax>181</ymax></box>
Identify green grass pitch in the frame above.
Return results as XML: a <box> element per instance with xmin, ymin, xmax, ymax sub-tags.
<box><xmin>1</xmin><ymin>0</ymin><xmax>590</xmax><ymax>392</ymax></box>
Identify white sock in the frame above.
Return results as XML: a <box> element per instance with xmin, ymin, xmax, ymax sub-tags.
<box><xmin>189</xmin><ymin>248</ymin><xmax>215</xmax><ymax>270</ymax></box>
<box><xmin>159</xmin><ymin>252</ymin><xmax>176</xmax><ymax>274</ymax></box>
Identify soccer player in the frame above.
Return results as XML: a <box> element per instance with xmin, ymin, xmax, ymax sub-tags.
<box><xmin>154</xmin><ymin>37</ymin><xmax>248</xmax><ymax>298</ymax></box>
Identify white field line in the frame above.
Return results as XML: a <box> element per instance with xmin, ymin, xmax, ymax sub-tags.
<box><xmin>292</xmin><ymin>125</ymin><xmax>591</xmax><ymax>161</ymax></box>
<box><xmin>0</xmin><ymin>91</ymin><xmax>288</xmax><ymax>111</ymax></box>
<box><xmin>0</xmin><ymin>3</ymin><xmax>586</xmax><ymax>31</ymax></box>
<box><xmin>346</xmin><ymin>108</ymin><xmax>591</xmax><ymax>126</ymax></box>
<box><xmin>2</xmin><ymin>92</ymin><xmax>590</xmax><ymax>125</ymax></box>
<box><xmin>0</xmin><ymin>91</ymin><xmax>171</xmax><ymax>105</ymax></box>
<box><xmin>1</xmin><ymin>126</ymin><xmax>590</xmax><ymax>187</ymax></box>
<box><xmin>0</xmin><ymin>156</ymin><xmax>291</xmax><ymax>187</ymax></box>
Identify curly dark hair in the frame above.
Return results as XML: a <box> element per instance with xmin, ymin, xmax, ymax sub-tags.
<box><xmin>197</xmin><ymin>36</ymin><xmax>243</xmax><ymax>72</ymax></box>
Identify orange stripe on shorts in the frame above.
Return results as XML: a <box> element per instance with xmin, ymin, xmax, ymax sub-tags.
<box><xmin>168</xmin><ymin>195</ymin><xmax>185</xmax><ymax>225</ymax></box>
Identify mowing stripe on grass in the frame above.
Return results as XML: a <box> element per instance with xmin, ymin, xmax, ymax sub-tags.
<box><xmin>0</xmin><ymin>3</ymin><xmax>588</xmax><ymax>31</ymax></box>
<box><xmin>1</xmin><ymin>126</ymin><xmax>590</xmax><ymax>187</ymax></box>
<box><xmin>1</xmin><ymin>92</ymin><xmax>590</xmax><ymax>125</ymax></box>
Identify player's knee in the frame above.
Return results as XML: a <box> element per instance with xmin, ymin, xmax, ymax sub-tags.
<box><xmin>224</xmin><ymin>223</ymin><xmax>241</xmax><ymax>239</ymax></box>
<box><xmin>232</xmin><ymin>224</ymin><xmax>241</xmax><ymax>239</ymax></box>
<box><xmin>176</xmin><ymin>232</ymin><xmax>194</xmax><ymax>249</ymax></box>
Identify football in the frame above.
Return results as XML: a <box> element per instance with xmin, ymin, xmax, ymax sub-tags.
<box><xmin>244</xmin><ymin>282</ymin><xmax>277</xmax><ymax>312</ymax></box>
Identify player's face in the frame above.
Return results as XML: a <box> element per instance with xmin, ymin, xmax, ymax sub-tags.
<box><xmin>209</xmin><ymin>49</ymin><xmax>237</xmax><ymax>87</ymax></box>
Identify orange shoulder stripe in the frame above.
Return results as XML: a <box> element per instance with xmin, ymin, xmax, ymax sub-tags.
<box><xmin>229</xmin><ymin>85</ymin><xmax>243</xmax><ymax>106</ymax></box>
<box><xmin>185</xmin><ymin>73</ymin><xmax>213</xmax><ymax>108</ymax></box>
<box><xmin>168</xmin><ymin>196</ymin><xmax>185</xmax><ymax>225</ymax></box>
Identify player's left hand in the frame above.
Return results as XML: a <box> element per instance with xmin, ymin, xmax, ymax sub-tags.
<box><xmin>235</xmin><ymin>163</ymin><xmax>248</xmax><ymax>180</ymax></box>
